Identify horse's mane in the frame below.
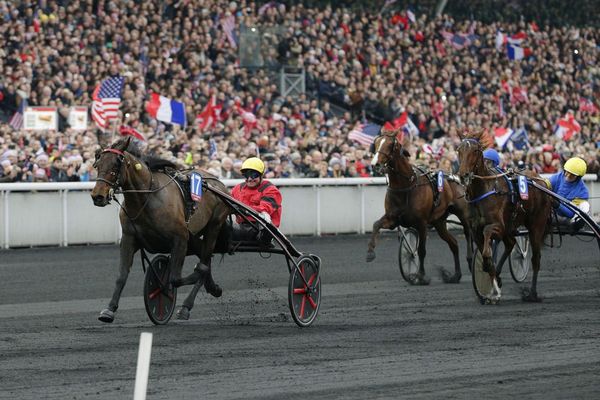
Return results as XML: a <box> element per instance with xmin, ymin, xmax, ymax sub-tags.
<box><xmin>464</xmin><ymin>128</ymin><xmax>494</xmax><ymax>149</ymax></box>
<box><xmin>109</xmin><ymin>138</ymin><xmax>179</xmax><ymax>172</ymax></box>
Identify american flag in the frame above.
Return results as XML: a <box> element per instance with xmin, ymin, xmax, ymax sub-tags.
<box><xmin>221</xmin><ymin>15</ymin><xmax>237</xmax><ymax>48</ymax></box>
<box><xmin>9</xmin><ymin>98</ymin><xmax>27</xmax><ymax>130</ymax></box>
<box><xmin>348</xmin><ymin>122</ymin><xmax>381</xmax><ymax>146</ymax></box>
<box><xmin>91</xmin><ymin>76</ymin><xmax>124</xmax><ymax>130</ymax></box>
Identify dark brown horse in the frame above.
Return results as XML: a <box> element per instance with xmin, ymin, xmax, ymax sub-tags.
<box><xmin>91</xmin><ymin>137</ymin><xmax>231</xmax><ymax>322</ymax></box>
<box><xmin>456</xmin><ymin>130</ymin><xmax>551</xmax><ymax>302</ymax></box>
<box><xmin>367</xmin><ymin>131</ymin><xmax>473</xmax><ymax>284</ymax></box>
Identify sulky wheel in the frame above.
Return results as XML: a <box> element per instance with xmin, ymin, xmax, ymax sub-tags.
<box><xmin>288</xmin><ymin>254</ymin><xmax>321</xmax><ymax>327</ymax></box>
<box><xmin>398</xmin><ymin>228</ymin><xmax>419</xmax><ymax>283</ymax></box>
<box><xmin>509</xmin><ymin>236</ymin><xmax>531</xmax><ymax>283</ymax></box>
<box><xmin>471</xmin><ymin>246</ymin><xmax>494</xmax><ymax>305</ymax></box>
<box><xmin>144</xmin><ymin>254</ymin><xmax>177</xmax><ymax>325</ymax></box>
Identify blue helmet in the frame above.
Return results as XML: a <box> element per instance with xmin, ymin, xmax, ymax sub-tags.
<box><xmin>483</xmin><ymin>149</ymin><xmax>500</xmax><ymax>167</ymax></box>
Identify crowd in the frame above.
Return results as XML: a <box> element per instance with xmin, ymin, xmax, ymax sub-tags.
<box><xmin>0</xmin><ymin>0</ymin><xmax>598</xmax><ymax>183</ymax></box>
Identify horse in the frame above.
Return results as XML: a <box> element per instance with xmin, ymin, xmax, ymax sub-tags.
<box><xmin>367</xmin><ymin>130</ymin><xmax>473</xmax><ymax>285</ymax></box>
<box><xmin>456</xmin><ymin>130</ymin><xmax>551</xmax><ymax>302</ymax></box>
<box><xmin>90</xmin><ymin>137</ymin><xmax>231</xmax><ymax>322</ymax></box>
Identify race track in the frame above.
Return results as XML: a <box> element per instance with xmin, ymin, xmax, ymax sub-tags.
<box><xmin>1</xmin><ymin>232</ymin><xmax>599</xmax><ymax>399</ymax></box>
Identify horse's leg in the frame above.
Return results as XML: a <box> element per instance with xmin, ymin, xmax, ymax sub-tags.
<box><xmin>453</xmin><ymin>205</ymin><xmax>473</xmax><ymax>268</ymax></box>
<box><xmin>522</xmin><ymin>227</ymin><xmax>544</xmax><ymax>302</ymax></box>
<box><xmin>165</xmin><ymin>231</ymin><xmax>193</xmax><ymax>287</ymax></box>
<box><xmin>196</xmin><ymin>226</ymin><xmax>223</xmax><ymax>298</ymax></box>
<box><xmin>99</xmin><ymin>234</ymin><xmax>138</xmax><ymax>323</ymax></box>
<box><xmin>433</xmin><ymin>220</ymin><xmax>462</xmax><ymax>283</ymax></box>
<box><xmin>176</xmin><ymin>279</ymin><xmax>204</xmax><ymax>320</ymax></box>
<box><xmin>494</xmin><ymin>235</ymin><xmax>516</xmax><ymax>288</ymax></box>
<box><xmin>482</xmin><ymin>224</ymin><xmax>502</xmax><ymax>301</ymax></box>
<box><xmin>367</xmin><ymin>214</ymin><xmax>396</xmax><ymax>262</ymax></box>
<box><xmin>412</xmin><ymin>222</ymin><xmax>430</xmax><ymax>285</ymax></box>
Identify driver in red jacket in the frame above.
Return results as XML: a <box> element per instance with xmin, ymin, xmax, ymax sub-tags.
<box><xmin>230</xmin><ymin>157</ymin><xmax>282</xmax><ymax>242</ymax></box>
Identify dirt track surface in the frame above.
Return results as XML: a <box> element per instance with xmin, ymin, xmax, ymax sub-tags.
<box><xmin>1</xmin><ymin>233</ymin><xmax>599</xmax><ymax>399</ymax></box>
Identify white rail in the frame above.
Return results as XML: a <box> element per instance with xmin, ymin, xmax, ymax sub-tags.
<box><xmin>0</xmin><ymin>175</ymin><xmax>597</xmax><ymax>248</ymax></box>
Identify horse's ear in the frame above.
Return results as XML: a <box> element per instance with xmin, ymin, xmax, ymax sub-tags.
<box><xmin>115</xmin><ymin>136</ymin><xmax>132</xmax><ymax>151</ymax></box>
<box><xmin>395</xmin><ymin>131</ymin><xmax>404</xmax><ymax>144</ymax></box>
<box><xmin>402</xmin><ymin>148</ymin><xmax>411</xmax><ymax>158</ymax></box>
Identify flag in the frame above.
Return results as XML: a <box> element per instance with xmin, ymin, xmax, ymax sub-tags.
<box><xmin>197</xmin><ymin>96</ymin><xmax>219</xmax><ymax>131</ymax></box>
<box><xmin>406</xmin><ymin>8</ymin><xmax>416</xmax><ymax>23</ymax></box>
<box><xmin>440</xmin><ymin>31</ymin><xmax>472</xmax><ymax>50</ymax></box>
<box><xmin>119</xmin><ymin>125</ymin><xmax>146</xmax><ymax>141</ymax></box>
<box><xmin>495</xmin><ymin>31</ymin><xmax>505</xmax><ymax>51</ymax></box>
<box><xmin>208</xmin><ymin>138</ymin><xmax>218</xmax><ymax>160</ymax></box>
<box><xmin>9</xmin><ymin>98</ymin><xmax>27</xmax><ymax>130</ymax></box>
<box><xmin>494</xmin><ymin>127</ymin><xmax>514</xmax><ymax>148</ymax></box>
<box><xmin>91</xmin><ymin>76</ymin><xmax>124</xmax><ymax>130</ymax></box>
<box><xmin>508</xmin><ymin>128</ymin><xmax>529</xmax><ymax>150</ymax></box>
<box><xmin>554</xmin><ymin>113</ymin><xmax>581</xmax><ymax>141</ymax></box>
<box><xmin>510</xmin><ymin>86</ymin><xmax>529</xmax><ymax>104</ymax></box>
<box><xmin>507</xmin><ymin>31</ymin><xmax>527</xmax><ymax>45</ymax></box>
<box><xmin>221</xmin><ymin>14</ymin><xmax>237</xmax><ymax>48</ymax></box>
<box><xmin>145</xmin><ymin>92</ymin><xmax>187</xmax><ymax>126</ymax></box>
<box><xmin>579</xmin><ymin>97</ymin><xmax>599</xmax><ymax>114</ymax></box>
<box><xmin>496</xmin><ymin>95</ymin><xmax>505</xmax><ymax>117</ymax></box>
<box><xmin>394</xmin><ymin>112</ymin><xmax>419</xmax><ymax>136</ymax></box>
<box><xmin>348</xmin><ymin>122</ymin><xmax>381</xmax><ymax>146</ymax></box>
<box><xmin>507</xmin><ymin>44</ymin><xmax>532</xmax><ymax>60</ymax></box>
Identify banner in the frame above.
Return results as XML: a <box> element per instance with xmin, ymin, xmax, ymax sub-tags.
<box><xmin>23</xmin><ymin>107</ymin><xmax>58</xmax><ymax>131</ymax></box>
<box><xmin>68</xmin><ymin>107</ymin><xmax>89</xmax><ymax>130</ymax></box>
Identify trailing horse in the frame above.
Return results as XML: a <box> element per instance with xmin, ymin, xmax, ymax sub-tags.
<box><xmin>456</xmin><ymin>130</ymin><xmax>551</xmax><ymax>302</ymax></box>
<box><xmin>91</xmin><ymin>137</ymin><xmax>231</xmax><ymax>322</ymax></box>
<box><xmin>367</xmin><ymin>130</ymin><xmax>473</xmax><ymax>284</ymax></box>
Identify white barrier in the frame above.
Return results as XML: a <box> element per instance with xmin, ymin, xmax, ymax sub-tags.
<box><xmin>0</xmin><ymin>175</ymin><xmax>598</xmax><ymax>249</ymax></box>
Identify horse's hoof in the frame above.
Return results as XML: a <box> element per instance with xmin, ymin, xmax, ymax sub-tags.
<box><xmin>176</xmin><ymin>306</ymin><xmax>190</xmax><ymax>320</ymax></box>
<box><xmin>366</xmin><ymin>251</ymin><xmax>376</xmax><ymax>262</ymax></box>
<box><xmin>98</xmin><ymin>309</ymin><xmax>115</xmax><ymax>323</ymax></box>
<box><xmin>412</xmin><ymin>275</ymin><xmax>430</xmax><ymax>286</ymax></box>
<box><xmin>521</xmin><ymin>288</ymin><xmax>542</xmax><ymax>302</ymax></box>
<box><xmin>206</xmin><ymin>285</ymin><xmax>223</xmax><ymax>298</ymax></box>
<box><xmin>440</xmin><ymin>269</ymin><xmax>461</xmax><ymax>284</ymax></box>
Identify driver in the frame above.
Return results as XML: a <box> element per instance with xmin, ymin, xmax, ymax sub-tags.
<box><xmin>483</xmin><ymin>148</ymin><xmax>501</xmax><ymax>169</ymax></box>
<box><xmin>548</xmin><ymin>157</ymin><xmax>589</xmax><ymax>231</ymax></box>
<box><xmin>230</xmin><ymin>157</ymin><xmax>282</xmax><ymax>242</ymax></box>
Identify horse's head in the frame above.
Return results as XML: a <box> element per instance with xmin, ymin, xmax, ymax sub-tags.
<box><xmin>371</xmin><ymin>131</ymin><xmax>411</xmax><ymax>176</ymax></box>
<box><xmin>456</xmin><ymin>129</ymin><xmax>493</xmax><ymax>186</ymax></box>
<box><xmin>91</xmin><ymin>137</ymin><xmax>132</xmax><ymax>207</ymax></box>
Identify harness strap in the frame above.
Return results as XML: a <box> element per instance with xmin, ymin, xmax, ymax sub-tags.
<box><xmin>468</xmin><ymin>189</ymin><xmax>497</xmax><ymax>204</ymax></box>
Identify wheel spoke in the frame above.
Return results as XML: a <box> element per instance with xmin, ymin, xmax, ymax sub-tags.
<box><xmin>299</xmin><ymin>292</ymin><xmax>307</xmax><ymax>319</ymax></box>
<box><xmin>293</xmin><ymin>288</ymin><xmax>306</xmax><ymax>294</ymax></box>
<box><xmin>308</xmin><ymin>295</ymin><xmax>318</xmax><ymax>309</ymax></box>
<box><xmin>148</xmin><ymin>287</ymin><xmax>161</xmax><ymax>300</ymax></box>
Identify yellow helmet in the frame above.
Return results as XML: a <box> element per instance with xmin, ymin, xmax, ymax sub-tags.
<box><xmin>241</xmin><ymin>157</ymin><xmax>265</xmax><ymax>175</ymax></box>
<box><xmin>563</xmin><ymin>157</ymin><xmax>587</xmax><ymax>177</ymax></box>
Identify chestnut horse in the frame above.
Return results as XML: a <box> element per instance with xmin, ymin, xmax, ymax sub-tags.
<box><xmin>367</xmin><ymin>131</ymin><xmax>473</xmax><ymax>284</ymax></box>
<box><xmin>456</xmin><ymin>130</ymin><xmax>551</xmax><ymax>302</ymax></box>
<box><xmin>91</xmin><ymin>137</ymin><xmax>231</xmax><ymax>322</ymax></box>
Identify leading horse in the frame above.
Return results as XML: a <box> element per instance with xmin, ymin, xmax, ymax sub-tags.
<box><xmin>367</xmin><ymin>130</ymin><xmax>473</xmax><ymax>284</ymax></box>
<box><xmin>456</xmin><ymin>130</ymin><xmax>551</xmax><ymax>302</ymax></box>
<box><xmin>91</xmin><ymin>137</ymin><xmax>231</xmax><ymax>322</ymax></box>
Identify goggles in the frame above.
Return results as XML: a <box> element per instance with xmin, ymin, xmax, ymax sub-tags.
<box><xmin>243</xmin><ymin>170</ymin><xmax>261</xmax><ymax>180</ymax></box>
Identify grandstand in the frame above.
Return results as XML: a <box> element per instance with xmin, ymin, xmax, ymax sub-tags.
<box><xmin>0</xmin><ymin>0</ymin><xmax>598</xmax><ymax>182</ymax></box>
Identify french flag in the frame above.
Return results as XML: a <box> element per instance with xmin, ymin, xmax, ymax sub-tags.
<box><xmin>146</xmin><ymin>92</ymin><xmax>187</xmax><ymax>126</ymax></box>
<box><xmin>494</xmin><ymin>127</ymin><xmax>514</xmax><ymax>149</ymax></box>
<box><xmin>507</xmin><ymin>44</ymin><xmax>532</xmax><ymax>60</ymax></box>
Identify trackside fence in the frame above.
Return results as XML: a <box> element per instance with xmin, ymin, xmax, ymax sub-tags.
<box><xmin>0</xmin><ymin>175</ymin><xmax>598</xmax><ymax>248</ymax></box>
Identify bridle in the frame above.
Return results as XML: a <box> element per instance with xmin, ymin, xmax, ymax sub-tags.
<box><xmin>94</xmin><ymin>148</ymin><xmax>127</xmax><ymax>190</ymax></box>
<box><xmin>457</xmin><ymin>138</ymin><xmax>484</xmax><ymax>185</ymax></box>
<box><xmin>375</xmin><ymin>133</ymin><xmax>416</xmax><ymax>183</ymax></box>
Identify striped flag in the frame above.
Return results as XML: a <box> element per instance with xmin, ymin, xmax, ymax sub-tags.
<box><xmin>348</xmin><ymin>122</ymin><xmax>381</xmax><ymax>146</ymax></box>
<box><xmin>9</xmin><ymin>98</ymin><xmax>27</xmax><ymax>130</ymax></box>
<box><xmin>494</xmin><ymin>127</ymin><xmax>514</xmax><ymax>148</ymax></box>
<box><xmin>554</xmin><ymin>113</ymin><xmax>581</xmax><ymax>141</ymax></box>
<box><xmin>91</xmin><ymin>76</ymin><xmax>124</xmax><ymax>130</ymax></box>
<box><xmin>221</xmin><ymin>14</ymin><xmax>237</xmax><ymax>48</ymax></box>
